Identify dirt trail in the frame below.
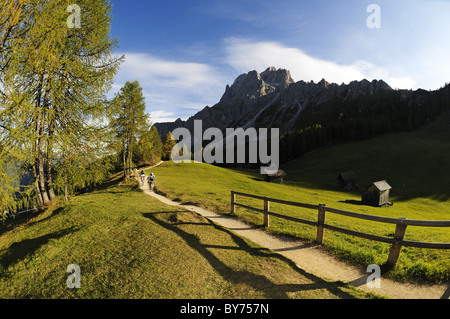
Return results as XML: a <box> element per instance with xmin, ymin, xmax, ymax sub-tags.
<box><xmin>137</xmin><ymin>165</ymin><xmax>449</xmax><ymax>299</ymax></box>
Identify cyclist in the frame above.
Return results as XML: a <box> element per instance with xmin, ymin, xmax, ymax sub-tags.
<box><xmin>139</xmin><ymin>170</ymin><xmax>146</xmax><ymax>186</ymax></box>
<box><xmin>148</xmin><ymin>172</ymin><xmax>156</xmax><ymax>190</ymax></box>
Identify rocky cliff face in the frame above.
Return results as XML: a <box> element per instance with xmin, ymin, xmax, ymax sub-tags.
<box><xmin>153</xmin><ymin>67</ymin><xmax>392</xmax><ymax>140</ymax></box>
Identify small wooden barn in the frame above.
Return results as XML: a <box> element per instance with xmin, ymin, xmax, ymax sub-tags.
<box><xmin>362</xmin><ymin>180</ymin><xmax>392</xmax><ymax>207</ymax></box>
<box><xmin>264</xmin><ymin>170</ymin><xmax>286</xmax><ymax>184</ymax></box>
<box><xmin>337</xmin><ymin>172</ymin><xmax>358</xmax><ymax>189</ymax></box>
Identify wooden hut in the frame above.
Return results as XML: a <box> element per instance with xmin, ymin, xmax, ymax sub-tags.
<box><xmin>362</xmin><ymin>180</ymin><xmax>392</xmax><ymax>207</ymax></box>
<box><xmin>337</xmin><ymin>172</ymin><xmax>358</xmax><ymax>189</ymax></box>
<box><xmin>264</xmin><ymin>170</ymin><xmax>286</xmax><ymax>184</ymax></box>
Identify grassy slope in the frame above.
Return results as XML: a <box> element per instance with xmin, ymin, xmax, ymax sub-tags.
<box><xmin>0</xmin><ymin>174</ymin><xmax>373</xmax><ymax>299</ymax></box>
<box><xmin>149</xmin><ymin>113</ymin><xmax>450</xmax><ymax>283</ymax></box>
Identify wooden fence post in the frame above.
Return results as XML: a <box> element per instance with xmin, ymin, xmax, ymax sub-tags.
<box><xmin>387</xmin><ymin>217</ymin><xmax>408</xmax><ymax>267</ymax></box>
<box><xmin>264</xmin><ymin>197</ymin><xmax>270</xmax><ymax>228</ymax></box>
<box><xmin>316</xmin><ymin>204</ymin><xmax>326</xmax><ymax>245</ymax></box>
<box><xmin>231</xmin><ymin>191</ymin><xmax>236</xmax><ymax>214</ymax></box>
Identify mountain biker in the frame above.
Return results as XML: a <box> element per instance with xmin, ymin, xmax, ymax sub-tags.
<box><xmin>148</xmin><ymin>172</ymin><xmax>155</xmax><ymax>190</ymax></box>
<box><xmin>140</xmin><ymin>170</ymin><xmax>146</xmax><ymax>185</ymax></box>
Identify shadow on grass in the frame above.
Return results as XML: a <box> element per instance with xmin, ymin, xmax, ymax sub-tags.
<box><xmin>0</xmin><ymin>227</ymin><xmax>79</xmax><ymax>272</ymax></box>
<box><xmin>94</xmin><ymin>174</ymin><xmax>124</xmax><ymax>191</ymax></box>
<box><xmin>75</xmin><ymin>172</ymin><xmax>130</xmax><ymax>195</ymax></box>
<box><xmin>0</xmin><ymin>213</ymin><xmax>35</xmax><ymax>237</ymax></box>
<box><xmin>142</xmin><ymin>212</ymin><xmax>362</xmax><ymax>299</ymax></box>
<box><xmin>0</xmin><ymin>206</ymin><xmax>74</xmax><ymax>238</ymax></box>
<box><xmin>338</xmin><ymin>200</ymin><xmax>367</xmax><ymax>206</ymax></box>
<box><xmin>19</xmin><ymin>206</ymin><xmax>67</xmax><ymax>230</ymax></box>
<box><xmin>0</xmin><ymin>205</ymin><xmax>58</xmax><ymax>237</ymax></box>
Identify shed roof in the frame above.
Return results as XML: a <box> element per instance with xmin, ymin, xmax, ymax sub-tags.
<box><xmin>338</xmin><ymin>172</ymin><xmax>356</xmax><ymax>182</ymax></box>
<box><xmin>372</xmin><ymin>180</ymin><xmax>392</xmax><ymax>191</ymax></box>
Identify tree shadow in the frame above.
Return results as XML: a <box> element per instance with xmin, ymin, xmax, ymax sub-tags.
<box><xmin>441</xmin><ymin>282</ymin><xmax>450</xmax><ymax>299</ymax></box>
<box><xmin>21</xmin><ymin>206</ymin><xmax>66</xmax><ymax>229</ymax></box>
<box><xmin>74</xmin><ymin>172</ymin><xmax>126</xmax><ymax>195</ymax></box>
<box><xmin>142</xmin><ymin>212</ymin><xmax>362</xmax><ymax>299</ymax></box>
<box><xmin>338</xmin><ymin>200</ymin><xmax>367</xmax><ymax>206</ymax></box>
<box><xmin>94</xmin><ymin>175</ymin><xmax>124</xmax><ymax>191</ymax></box>
<box><xmin>0</xmin><ymin>213</ymin><xmax>34</xmax><ymax>237</ymax></box>
<box><xmin>0</xmin><ymin>207</ymin><xmax>54</xmax><ymax>237</ymax></box>
<box><xmin>0</xmin><ymin>226</ymin><xmax>79</xmax><ymax>272</ymax></box>
<box><xmin>0</xmin><ymin>206</ymin><xmax>70</xmax><ymax>238</ymax></box>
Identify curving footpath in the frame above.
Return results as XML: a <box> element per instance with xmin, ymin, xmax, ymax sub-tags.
<box><xmin>138</xmin><ymin>163</ymin><xmax>449</xmax><ymax>299</ymax></box>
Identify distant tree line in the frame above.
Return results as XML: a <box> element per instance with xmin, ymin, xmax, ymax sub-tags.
<box><xmin>280</xmin><ymin>84</ymin><xmax>450</xmax><ymax>163</ymax></box>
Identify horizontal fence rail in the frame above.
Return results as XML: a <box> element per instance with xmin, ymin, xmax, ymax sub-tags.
<box><xmin>231</xmin><ymin>191</ymin><xmax>450</xmax><ymax>266</ymax></box>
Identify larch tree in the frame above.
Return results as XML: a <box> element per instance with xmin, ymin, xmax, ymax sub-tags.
<box><xmin>0</xmin><ymin>0</ymin><xmax>123</xmax><ymax>207</ymax></box>
<box><xmin>162</xmin><ymin>131</ymin><xmax>176</xmax><ymax>160</ymax></box>
<box><xmin>135</xmin><ymin>126</ymin><xmax>163</xmax><ymax>166</ymax></box>
<box><xmin>109</xmin><ymin>80</ymin><xmax>149</xmax><ymax>178</ymax></box>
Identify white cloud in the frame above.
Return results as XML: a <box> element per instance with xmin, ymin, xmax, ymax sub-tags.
<box><xmin>351</xmin><ymin>60</ymin><xmax>416</xmax><ymax>89</ymax></box>
<box><xmin>111</xmin><ymin>53</ymin><xmax>228</xmax><ymax>123</ymax></box>
<box><xmin>150</xmin><ymin>110</ymin><xmax>178</xmax><ymax>123</ymax></box>
<box><xmin>385</xmin><ymin>77</ymin><xmax>417</xmax><ymax>90</ymax></box>
<box><xmin>119</xmin><ymin>53</ymin><xmax>222</xmax><ymax>90</ymax></box>
<box><xmin>223</xmin><ymin>37</ymin><xmax>416</xmax><ymax>89</ymax></box>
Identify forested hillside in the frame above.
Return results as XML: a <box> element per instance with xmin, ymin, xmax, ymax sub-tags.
<box><xmin>280</xmin><ymin>83</ymin><xmax>450</xmax><ymax>163</ymax></box>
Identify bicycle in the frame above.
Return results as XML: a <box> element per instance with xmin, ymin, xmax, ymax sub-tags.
<box><xmin>148</xmin><ymin>174</ymin><xmax>155</xmax><ymax>191</ymax></box>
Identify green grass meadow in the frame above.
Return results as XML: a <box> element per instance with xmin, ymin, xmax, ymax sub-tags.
<box><xmin>1</xmin><ymin>114</ymin><xmax>448</xmax><ymax>299</ymax></box>
<box><xmin>148</xmin><ymin>114</ymin><xmax>450</xmax><ymax>284</ymax></box>
<box><xmin>0</xmin><ymin>174</ymin><xmax>375</xmax><ymax>299</ymax></box>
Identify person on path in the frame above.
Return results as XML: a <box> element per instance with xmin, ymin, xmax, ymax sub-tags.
<box><xmin>148</xmin><ymin>172</ymin><xmax>156</xmax><ymax>190</ymax></box>
<box><xmin>140</xmin><ymin>170</ymin><xmax>146</xmax><ymax>186</ymax></box>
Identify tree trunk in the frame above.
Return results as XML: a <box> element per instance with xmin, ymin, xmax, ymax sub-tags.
<box><xmin>31</xmin><ymin>161</ymin><xmax>43</xmax><ymax>206</ymax></box>
<box><xmin>37</xmin><ymin>106</ymin><xmax>50</xmax><ymax>205</ymax></box>
<box><xmin>46</xmin><ymin>117</ymin><xmax>56</xmax><ymax>201</ymax></box>
<box><xmin>32</xmin><ymin>74</ymin><xmax>45</xmax><ymax>206</ymax></box>
<box><xmin>122</xmin><ymin>140</ymin><xmax>126</xmax><ymax>178</ymax></box>
<box><xmin>64</xmin><ymin>169</ymin><xmax>69</xmax><ymax>202</ymax></box>
<box><xmin>127</xmin><ymin>134</ymin><xmax>133</xmax><ymax>176</ymax></box>
<box><xmin>46</xmin><ymin>145</ymin><xmax>56</xmax><ymax>201</ymax></box>
<box><xmin>38</xmin><ymin>146</ymin><xmax>50</xmax><ymax>204</ymax></box>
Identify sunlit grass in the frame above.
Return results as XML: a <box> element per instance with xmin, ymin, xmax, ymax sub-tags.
<box><xmin>0</xmin><ymin>174</ymin><xmax>374</xmax><ymax>299</ymax></box>
<box><xmin>149</xmin><ymin>115</ymin><xmax>450</xmax><ymax>283</ymax></box>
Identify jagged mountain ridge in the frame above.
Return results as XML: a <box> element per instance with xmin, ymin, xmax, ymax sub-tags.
<box><xmin>154</xmin><ymin>67</ymin><xmax>401</xmax><ymax>140</ymax></box>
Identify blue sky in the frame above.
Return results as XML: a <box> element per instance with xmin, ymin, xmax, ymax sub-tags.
<box><xmin>108</xmin><ymin>0</ymin><xmax>450</xmax><ymax>124</ymax></box>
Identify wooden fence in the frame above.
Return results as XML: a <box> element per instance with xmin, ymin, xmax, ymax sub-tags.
<box><xmin>231</xmin><ymin>191</ymin><xmax>450</xmax><ymax>266</ymax></box>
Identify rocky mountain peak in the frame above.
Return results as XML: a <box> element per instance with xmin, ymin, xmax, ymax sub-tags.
<box><xmin>220</xmin><ymin>69</ymin><xmax>271</xmax><ymax>105</ymax></box>
<box><xmin>260</xmin><ymin>67</ymin><xmax>294</xmax><ymax>88</ymax></box>
<box><xmin>221</xmin><ymin>67</ymin><xmax>294</xmax><ymax>105</ymax></box>
<box><xmin>318</xmin><ymin>78</ymin><xmax>330</xmax><ymax>89</ymax></box>
<box><xmin>347</xmin><ymin>79</ymin><xmax>392</xmax><ymax>96</ymax></box>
